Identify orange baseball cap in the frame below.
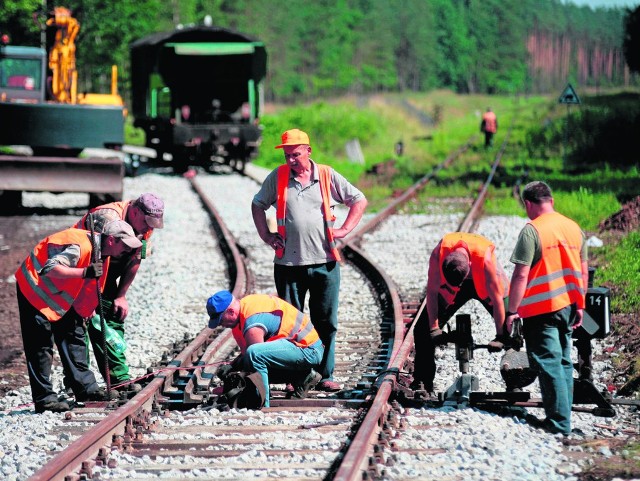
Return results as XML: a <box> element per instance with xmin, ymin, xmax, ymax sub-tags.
<box><xmin>275</xmin><ymin>129</ymin><xmax>310</xmax><ymax>149</ymax></box>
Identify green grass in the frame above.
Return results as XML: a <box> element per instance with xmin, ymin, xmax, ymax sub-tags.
<box><xmin>257</xmin><ymin>90</ymin><xmax>639</xmax><ymax>321</ymax></box>
<box><xmin>592</xmin><ymin>231</ymin><xmax>640</xmax><ymax>313</ymax></box>
<box><xmin>483</xmin><ymin>186</ymin><xmax>621</xmax><ymax>229</ymax></box>
<box><xmin>552</xmin><ymin>188</ymin><xmax>621</xmax><ymax>231</ymax></box>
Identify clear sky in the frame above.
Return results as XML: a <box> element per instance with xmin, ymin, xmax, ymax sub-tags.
<box><xmin>563</xmin><ymin>0</ymin><xmax>639</xmax><ymax>8</ymax></box>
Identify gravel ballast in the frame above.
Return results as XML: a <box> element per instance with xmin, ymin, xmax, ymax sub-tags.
<box><xmin>0</xmin><ymin>169</ymin><xmax>635</xmax><ymax>480</ymax></box>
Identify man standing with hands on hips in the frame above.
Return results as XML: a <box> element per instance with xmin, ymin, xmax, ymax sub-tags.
<box><xmin>505</xmin><ymin>181</ymin><xmax>588</xmax><ymax>435</ymax></box>
<box><xmin>251</xmin><ymin>129</ymin><xmax>367</xmax><ymax>392</ymax></box>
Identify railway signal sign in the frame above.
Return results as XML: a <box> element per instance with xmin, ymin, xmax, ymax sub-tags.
<box><xmin>559</xmin><ymin>83</ymin><xmax>581</xmax><ymax>105</ymax></box>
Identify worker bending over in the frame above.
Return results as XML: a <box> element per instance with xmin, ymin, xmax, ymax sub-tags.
<box><xmin>412</xmin><ymin>232</ymin><xmax>510</xmax><ymax>395</ymax></box>
<box><xmin>15</xmin><ymin>221</ymin><xmax>142</xmax><ymax>413</ymax></box>
<box><xmin>74</xmin><ymin>193</ymin><xmax>164</xmax><ymax>392</ymax></box>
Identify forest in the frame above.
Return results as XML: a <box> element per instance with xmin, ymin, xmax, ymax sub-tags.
<box><xmin>0</xmin><ymin>0</ymin><xmax>635</xmax><ymax>103</ymax></box>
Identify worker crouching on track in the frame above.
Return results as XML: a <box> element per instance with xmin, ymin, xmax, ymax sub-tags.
<box><xmin>15</xmin><ymin>221</ymin><xmax>142</xmax><ymax>413</ymax></box>
<box><xmin>412</xmin><ymin>232</ymin><xmax>510</xmax><ymax>396</ymax></box>
<box><xmin>206</xmin><ymin>291</ymin><xmax>324</xmax><ymax>408</ymax></box>
<box><xmin>74</xmin><ymin>193</ymin><xmax>164</xmax><ymax>393</ymax></box>
<box><xmin>505</xmin><ymin>181</ymin><xmax>588</xmax><ymax>435</ymax></box>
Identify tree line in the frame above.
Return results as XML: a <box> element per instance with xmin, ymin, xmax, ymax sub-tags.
<box><xmin>0</xmin><ymin>0</ymin><xmax>636</xmax><ymax>104</ymax></box>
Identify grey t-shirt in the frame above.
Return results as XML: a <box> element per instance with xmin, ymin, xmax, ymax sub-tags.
<box><xmin>252</xmin><ymin>160</ymin><xmax>365</xmax><ymax>266</ymax></box>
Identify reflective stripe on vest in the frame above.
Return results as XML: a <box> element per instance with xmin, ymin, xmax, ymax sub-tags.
<box><xmin>239</xmin><ymin>294</ymin><xmax>320</xmax><ymax>347</ymax></box>
<box><xmin>518</xmin><ymin>212</ymin><xmax>585</xmax><ymax>318</ymax></box>
<box><xmin>439</xmin><ymin>232</ymin><xmax>508</xmax><ymax>300</ymax></box>
<box><xmin>275</xmin><ymin>164</ymin><xmax>341</xmax><ymax>262</ymax></box>
<box><xmin>14</xmin><ymin>229</ymin><xmax>104</xmax><ymax>321</ymax></box>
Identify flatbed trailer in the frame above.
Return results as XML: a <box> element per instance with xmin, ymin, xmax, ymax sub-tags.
<box><xmin>0</xmin><ymin>154</ymin><xmax>124</xmax><ymax>213</ymax></box>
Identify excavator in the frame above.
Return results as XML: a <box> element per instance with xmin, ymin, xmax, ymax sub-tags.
<box><xmin>0</xmin><ymin>6</ymin><xmax>125</xmax><ymax>212</ymax></box>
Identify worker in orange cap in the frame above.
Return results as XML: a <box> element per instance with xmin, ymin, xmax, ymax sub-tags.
<box><xmin>251</xmin><ymin>129</ymin><xmax>367</xmax><ymax>392</ymax></box>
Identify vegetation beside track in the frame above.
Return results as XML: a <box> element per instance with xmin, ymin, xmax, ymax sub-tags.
<box><xmin>249</xmin><ymin>91</ymin><xmax>640</xmax><ymax>402</ymax></box>
<box><xmin>128</xmin><ymin>87</ymin><xmax>639</xmax><ymax>321</ymax></box>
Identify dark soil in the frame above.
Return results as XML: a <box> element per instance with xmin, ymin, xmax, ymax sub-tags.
<box><xmin>599</xmin><ymin>195</ymin><xmax>640</xmax><ymax>233</ymax></box>
<box><xmin>0</xmin><ymin>214</ymin><xmax>77</xmax><ymax>397</ymax></box>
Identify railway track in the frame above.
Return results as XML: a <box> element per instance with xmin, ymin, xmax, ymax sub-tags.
<box><xmin>21</xmin><ymin>134</ymin><xmax>485</xmax><ymax>480</ymax></box>
<box><xmin>12</xmin><ymin>129</ymin><xmax>637</xmax><ymax>481</ymax></box>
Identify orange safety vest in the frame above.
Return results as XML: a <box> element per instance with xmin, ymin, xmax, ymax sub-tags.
<box><xmin>439</xmin><ymin>232</ymin><xmax>508</xmax><ymax>301</ymax></box>
<box><xmin>15</xmin><ymin>228</ymin><xmax>109</xmax><ymax>321</ymax></box>
<box><xmin>238</xmin><ymin>294</ymin><xmax>320</xmax><ymax>348</ymax></box>
<box><xmin>518</xmin><ymin>212</ymin><xmax>585</xmax><ymax>319</ymax></box>
<box><xmin>482</xmin><ymin>111</ymin><xmax>497</xmax><ymax>133</ymax></box>
<box><xmin>76</xmin><ymin>200</ymin><xmax>153</xmax><ymax>241</ymax></box>
<box><xmin>275</xmin><ymin>164</ymin><xmax>341</xmax><ymax>262</ymax></box>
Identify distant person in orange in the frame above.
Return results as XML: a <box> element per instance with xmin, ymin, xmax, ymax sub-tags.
<box><xmin>480</xmin><ymin>107</ymin><xmax>498</xmax><ymax>148</ymax></box>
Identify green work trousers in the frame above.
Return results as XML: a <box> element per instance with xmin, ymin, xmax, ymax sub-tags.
<box><xmin>522</xmin><ymin>304</ymin><xmax>576</xmax><ymax>435</ymax></box>
<box><xmin>88</xmin><ymin>299</ymin><xmax>129</xmax><ymax>385</ymax></box>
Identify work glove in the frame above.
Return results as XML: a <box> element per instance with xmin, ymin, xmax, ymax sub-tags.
<box><xmin>82</xmin><ymin>261</ymin><xmax>103</xmax><ymax>278</ymax></box>
<box><xmin>216</xmin><ymin>364</ymin><xmax>233</xmax><ymax>380</ymax></box>
<box><xmin>487</xmin><ymin>334</ymin><xmax>512</xmax><ymax>353</ymax></box>
<box><xmin>230</xmin><ymin>355</ymin><xmax>244</xmax><ymax>371</ymax></box>
<box><xmin>430</xmin><ymin>327</ymin><xmax>447</xmax><ymax>346</ymax></box>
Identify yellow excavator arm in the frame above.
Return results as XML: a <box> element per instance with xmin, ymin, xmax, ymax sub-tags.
<box><xmin>46</xmin><ymin>6</ymin><xmax>79</xmax><ymax>103</ymax></box>
<box><xmin>46</xmin><ymin>6</ymin><xmax>124</xmax><ymax>109</ymax></box>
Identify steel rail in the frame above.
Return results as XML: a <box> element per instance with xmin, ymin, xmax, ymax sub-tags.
<box><xmin>27</xmin><ymin>137</ymin><xmax>483</xmax><ymax>480</ymax></box>
<box><xmin>344</xmin><ymin>136</ymin><xmax>476</xmax><ymax>246</ymax></box>
<box><xmin>457</xmin><ymin>122</ymin><xmax>513</xmax><ymax>233</ymax></box>
<box><xmin>334</xmin><ymin>135</ymin><xmax>506</xmax><ymax>481</ymax></box>
<box><xmin>28</xmin><ymin>174</ymin><xmax>252</xmax><ymax>481</ymax></box>
<box><xmin>27</xmin><ymin>326</ymin><xmax>220</xmax><ymax>481</ymax></box>
<box><xmin>188</xmin><ymin>175</ymin><xmax>250</xmax><ymax>298</ymax></box>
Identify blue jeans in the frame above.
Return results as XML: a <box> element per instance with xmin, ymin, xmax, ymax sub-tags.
<box><xmin>274</xmin><ymin>261</ymin><xmax>340</xmax><ymax>381</ymax></box>
<box><xmin>244</xmin><ymin>339</ymin><xmax>323</xmax><ymax>407</ymax></box>
<box><xmin>523</xmin><ymin>304</ymin><xmax>576</xmax><ymax>434</ymax></box>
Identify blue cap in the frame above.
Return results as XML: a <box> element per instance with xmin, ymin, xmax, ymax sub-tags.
<box><xmin>206</xmin><ymin>291</ymin><xmax>233</xmax><ymax>329</ymax></box>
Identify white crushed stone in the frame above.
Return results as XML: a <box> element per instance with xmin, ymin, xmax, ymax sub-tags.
<box><xmin>0</xmin><ymin>170</ymin><xmax>635</xmax><ymax>480</ymax></box>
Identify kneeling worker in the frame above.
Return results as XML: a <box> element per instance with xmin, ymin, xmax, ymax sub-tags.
<box><xmin>206</xmin><ymin>291</ymin><xmax>324</xmax><ymax>408</ymax></box>
<box><xmin>15</xmin><ymin>221</ymin><xmax>142</xmax><ymax>413</ymax></box>
<box><xmin>412</xmin><ymin>232</ymin><xmax>510</xmax><ymax>394</ymax></box>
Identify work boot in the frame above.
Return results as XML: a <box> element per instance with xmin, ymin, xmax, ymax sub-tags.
<box><xmin>410</xmin><ymin>380</ymin><xmax>425</xmax><ymax>391</ymax></box>
<box><xmin>76</xmin><ymin>387</ymin><xmax>118</xmax><ymax>402</ymax></box>
<box><xmin>292</xmin><ymin>369</ymin><xmax>322</xmax><ymax>399</ymax></box>
<box><xmin>409</xmin><ymin>380</ymin><xmax>437</xmax><ymax>401</ymax></box>
<box><xmin>35</xmin><ymin>400</ymin><xmax>71</xmax><ymax>414</ymax></box>
<box><xmin>113</xmin><ymin>381</ymin><xmax>142</xmax><ymax>394</ymax></box>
